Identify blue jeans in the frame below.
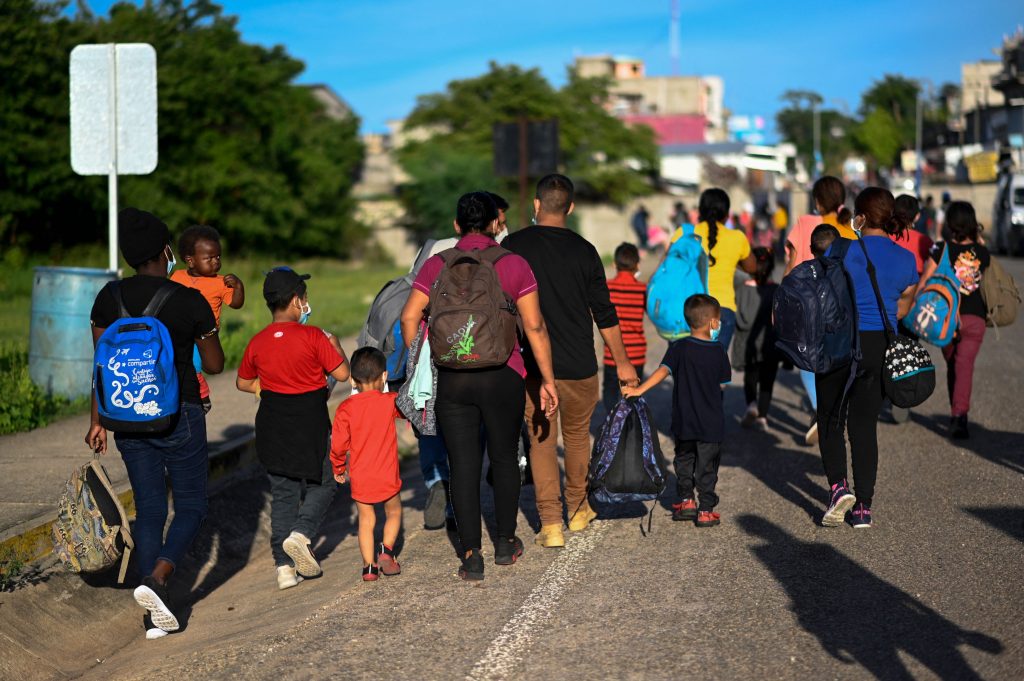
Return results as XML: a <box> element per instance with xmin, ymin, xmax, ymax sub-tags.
<box><xmin>415</xmin><ymin>429</ymin><xmax>450</xmax><ymax>490</ymax></box>
<box><xmin>718</xmin><ymin>307</ymin><xmax>737</xmax><ymax>354</ymax></box>
<box><xmin>115</xmin><ymin>402</ymin><xmax>209</xmax><ymax>577</ymax></box>
<box><xmin>800</xmin><ymin>369</ymin><xmax>818</xmax><ymax>410</ymax></box>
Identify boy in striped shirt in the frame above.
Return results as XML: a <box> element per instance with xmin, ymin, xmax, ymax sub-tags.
<box><xmin>602</xmin><ymin>243</ymin><xmax>647</xmax><ymax>411</ymax></box>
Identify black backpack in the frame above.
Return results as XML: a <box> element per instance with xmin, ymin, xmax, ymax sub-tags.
<box><xmin>773</xmin><ymin>238</ymin><xmax>857</xmax><ymax>374</ymax></box>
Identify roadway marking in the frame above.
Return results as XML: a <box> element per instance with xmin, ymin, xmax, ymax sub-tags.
<box><xmin>466</xmin><ymin>521</ymin><xmax>610</xmax><ymax>681</ymax></box>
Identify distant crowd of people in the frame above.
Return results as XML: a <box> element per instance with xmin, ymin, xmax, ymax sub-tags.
<box><xmin>84</xmin><ymin>173</ymin><xmax>996</xmax><ymax>639</ymax></box>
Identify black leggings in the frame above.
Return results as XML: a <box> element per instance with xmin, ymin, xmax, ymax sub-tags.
<box><xmin>743</xmin><ymin>360</ymin><xmax>779</xmax><ymax>418</ymax></box>
<box><xmin>435</xmin><ymin>365</ymin><xmax>526</xmax><ymax>552</ymax></box>
<box><xmin>815</xmin><ymin>331</ymin><xmax>887</xmax><ymax>507</ymax></box>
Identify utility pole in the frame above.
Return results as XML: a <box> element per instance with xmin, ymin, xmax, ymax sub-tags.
<box><xmin>915</xmin><ymin>91</ymin><xmax>923</xmax><ymax>195</ymax></box>
<box><xmin>812</xmin><ymin>100</ymin><xmax>822</xmax><ymax>179</ymax></box>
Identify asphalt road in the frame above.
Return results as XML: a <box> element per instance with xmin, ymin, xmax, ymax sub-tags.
<box><xmin>76</xmin><ymin>257</ymin><xmax>1023</xmax><ymax>681</ymax></box>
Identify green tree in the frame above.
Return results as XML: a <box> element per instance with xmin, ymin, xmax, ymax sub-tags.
<box><xmin>856</xmin><ymin>108</ymin><xmax>903</xmax><ymax>169</ymax></box>
<box><xmin>398</xmin><ymin>62</ymin><xmax>658</xmax><ymax>238</ymax></box>
<box><xmin>0</xmin><ymin>0</ymin><xmax>365</xmax><ymax>257</ymax></box>
<box><xmin>774</xmin><ymin>89</ymin><xmax>857</xmax><ymax>174</ymax></box>
<box><xmin>857</xmin><ymin>74</ymin><xmax>920</xmax><ymax>164</ymax></box>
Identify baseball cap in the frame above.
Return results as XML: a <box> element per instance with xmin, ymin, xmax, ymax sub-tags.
<box><xmin>263</xmin><ymin>266</ymin><xmax>311</xmax><ymax>303</ymax></box>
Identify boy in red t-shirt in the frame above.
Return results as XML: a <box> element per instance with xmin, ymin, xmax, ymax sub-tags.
<box><xmin>331</xmin><ymin>347</ymin><xmax>405</xmax><ymax>582</ymax></box>
<box><xmin>602</xmin><ymin>243</ymin><xmax>647</xmax><ymax>412</ymax></box>
<box><xmin>171</xmin><ymin>225</ymin><xmax>245</xmax><ymax>411</ymax></box>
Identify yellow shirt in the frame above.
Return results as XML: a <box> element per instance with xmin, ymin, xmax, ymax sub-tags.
<box><xmin>670</xmin><ymin>222</ymin><xmax>752</xmax><ymax>311</ymax></box>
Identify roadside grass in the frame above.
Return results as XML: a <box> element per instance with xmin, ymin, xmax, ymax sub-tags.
<box><xmin>0</xmin><ymin>245</ymin><xmax>403</xmax><ymax>433</ymax></box>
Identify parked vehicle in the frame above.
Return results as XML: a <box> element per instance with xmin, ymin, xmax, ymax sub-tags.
<box><xmin>992</xmin><ymin>171</ymin><xmax>1024</xmax><ymax>256</ymax></box>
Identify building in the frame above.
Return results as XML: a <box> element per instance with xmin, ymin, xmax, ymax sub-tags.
<box><xmin>961</xmin><ymin>29</ymin><xmax>1024</xmax><ymax>148</ymax></box>
<box><xmin>961</xmin><ymin>61</ymin><xmax>1004</xmax><ymax>116</ymax></box>
<box><xmin>304</xmin><ymin>84</ymin><xmax>352</xmax><ymax>120</ymax></box>
<box><xmin>573</xmin><ymin>55</ymin><xmax>726</xmax><ymax>143</ymax></box>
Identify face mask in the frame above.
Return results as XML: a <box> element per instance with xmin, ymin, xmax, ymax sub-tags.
<box><xmin>165</xmin><ymin>248</ymin><xmax>176</xmax><ymax>276</ymax></box>
<box><xmin>299</xmin><ymin>301</ymin><xmax>312</xmax><ymax>325</ymax></box>
<box><xmin>710</xmin><ymin>322</ymin><xmax>721</xmax><ymax>342</ymax></box>
<box><xmin>495</xmin><ymin>227</ymin><xmax>509</xmax><ymax>243</ymax></box>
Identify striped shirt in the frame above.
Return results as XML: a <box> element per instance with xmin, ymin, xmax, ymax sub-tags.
<box><xmin>603</xmin><ymin>270</ymin><xmax>647</xmax><ymax>367</ymax></box>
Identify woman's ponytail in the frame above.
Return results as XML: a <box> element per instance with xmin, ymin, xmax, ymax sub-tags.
<box><xmin>698</xmin><ymin>188</ymin><xmax>730</xmax><ymax>267</ymax></box>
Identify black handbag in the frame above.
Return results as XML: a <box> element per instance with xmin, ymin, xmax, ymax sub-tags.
<box><xmin>858</xmin><ymin>239</ymin><xmax>936</xmax><ymax>408</ymax></box>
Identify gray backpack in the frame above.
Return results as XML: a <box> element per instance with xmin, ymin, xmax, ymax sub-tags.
<box><xmin>357</xmin><ymin>239</ymin><xmax>436</xmax><ymax>380</ymax></box>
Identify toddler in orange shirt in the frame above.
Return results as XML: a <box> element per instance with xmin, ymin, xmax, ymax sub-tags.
<box><xmin>171</xmin><ymin>225</ymin><xmax>245</xmax><ymax>411</ymax></box>
<box><xmin>331</xmin><ymin>347</ymin><xmax>405</xmax><ymax>582</ymax></box>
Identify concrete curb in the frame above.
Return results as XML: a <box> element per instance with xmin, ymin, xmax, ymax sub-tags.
<box><xmin>0</xmin><ymin>433</ymin><xmax>258</xmax><ymax>572</ymax></box>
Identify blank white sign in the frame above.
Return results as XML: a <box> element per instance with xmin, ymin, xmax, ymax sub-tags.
<box><xmin>70</xmin><ymin>43</ymin><xmax>157</xmax><ymax>175</ymax></box>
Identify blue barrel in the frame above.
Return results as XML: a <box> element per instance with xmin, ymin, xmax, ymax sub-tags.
<box><xmin>29</xmin><ymin>267</ymin><xmax>116</xmax><ymax>398</ymax></box>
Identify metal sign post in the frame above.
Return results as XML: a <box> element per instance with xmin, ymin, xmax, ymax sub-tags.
<box><xmin>70</xmin><ymin>43</ymin><xmax>158</xmax><ymax>273</ymax></box>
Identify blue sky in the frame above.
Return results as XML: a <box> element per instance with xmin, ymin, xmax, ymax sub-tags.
<box><xmin>89</xmin><ymin>0</ymin><xmax>1021</xmax><ymax>137</ymax></box>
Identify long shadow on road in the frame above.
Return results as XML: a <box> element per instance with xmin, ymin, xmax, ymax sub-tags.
<box><xmin>738</xmin><ymin>515</ymin><xmax>1003</xmax><ymax>680</ymax></box>
<box><xmin>910</xmin><ymin>412</ymin><xmax>1024</xmax><ymax>475</ymax></box>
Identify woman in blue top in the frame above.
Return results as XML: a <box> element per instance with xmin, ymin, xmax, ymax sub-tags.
<box><xmin>816</xmin><ymin>187</ymin><xmax>918</xmax><ymax>529</ymax></box>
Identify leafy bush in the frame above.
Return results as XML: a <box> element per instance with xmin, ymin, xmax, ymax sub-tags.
<box><xmin>0</xmin><ymin>343</ymin><xmax>89</xmax><ymax>435</ymax></box>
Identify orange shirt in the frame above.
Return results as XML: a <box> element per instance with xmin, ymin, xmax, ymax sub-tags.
<box><xmin>330</xmin><ymin>391</ymin><xmax>403</xmax><ymax>504</ymax></box>
<box><xmin>787</xmin><ymin>214</ymin><xmax>859</xmax><ymax>267</ymax></box>
<box><xmin>170</xmin><ymin>270</ymin><xmax>234</xmax><ymax>326</ymax></box>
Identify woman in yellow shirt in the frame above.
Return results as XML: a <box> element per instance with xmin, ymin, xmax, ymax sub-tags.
<box><xmin>671</xmin><ymin>188</ymin><xmax>756</xmax><ymax>352</ymax></box>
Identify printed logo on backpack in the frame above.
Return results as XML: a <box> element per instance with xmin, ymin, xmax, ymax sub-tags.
<box><xmin>908</xmin><ymin>243</ymin><xmax>961</xmax><ymax>347</ymax></box>
<box><xmin>93</xmin><ymin>281</ymin><xmax>180</xmax><ymax>432</ymax></box>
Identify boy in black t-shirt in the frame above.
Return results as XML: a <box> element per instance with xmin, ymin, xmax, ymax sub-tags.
<box><xmin>623</xmin><ymin>294</ymin><xmax>731</xmax><ymax>527</ymax></box>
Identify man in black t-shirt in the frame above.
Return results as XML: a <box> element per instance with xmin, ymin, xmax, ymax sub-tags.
<box><xmin>504</xmin><ymin>174</ymin><xmax>639</xmax><ymax>547</ymax></box>
<box><xmin>86</xmin><ymin>208</ymin><xmax>224</xmax><ymax>637</ymax></box>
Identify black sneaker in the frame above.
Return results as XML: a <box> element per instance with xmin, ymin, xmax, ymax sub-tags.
<box><xmin>134</xmin><ymin>576</ymin><xmax>179</xmax><ymax>632</ymax></box>
<box><xmin>951</xmin><ymin>415</ymin><xmax>969</xmax><ymax>440</ymax></box>
<box><xmin>424</xmin><ymin>481</ymin><xmax>447</xmax><ymax>530</ymax></box>
<box><xmin>458</xmin><ymin>549</ymin><xmax>484</xmax><ymax>581</ymax></box>
<box><xmin>494</xmin><ymin>536</ymin><xmax>524</xmax><ymax>565</ymax></box>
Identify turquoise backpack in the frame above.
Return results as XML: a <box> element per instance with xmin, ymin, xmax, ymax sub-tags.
<box><xmin>907</xmin><ymin>243</ymin><xmax>960</xmax><ymax>347</ymax></box>
<box><xmin>646</xmin><ymin>224</ymin><xmax>709</xmax><ymax>340</ymax></box>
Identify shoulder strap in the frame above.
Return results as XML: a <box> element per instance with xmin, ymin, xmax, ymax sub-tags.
<box><xmin>111</xmin><ymin>281</ymin><xmax>130</xmax><ymax>319</ymax></box>
<box><xmin>855</xmin><ymin>238</ymin><xmax>895</xmax><ymax>341</ymax></box>
<box><xmin>410</xmin><ymin>239</ymin><xmax>437</xmax><ymax>275</ymax></box>
<box><xmin>478</xmin><ymin>245</ymin><xmax>512</xmax><ymax>265</ymax></box>
<box><xmin>828</xmin><ymin>237</ymin><xmax>852</xmax><ymax>261</ymax></box>
<box><xmin>141</xmin><ymin>281</ymin><xmax>180</xmax><ymax>318</ymax></box>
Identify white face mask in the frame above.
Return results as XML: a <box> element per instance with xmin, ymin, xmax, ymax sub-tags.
<box><xmin>495</xmin><ymin>227</ymin><xmax>509</xmax><ymax>243</ymax></box>
<box><xmin>299</xmin><ymin>301</ymin><xmax>312</xmax><ymax>324</ymax></box>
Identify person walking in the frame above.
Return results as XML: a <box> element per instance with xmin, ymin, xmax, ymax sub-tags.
<box><xmin>816</xmin><ymin>187</ymin><xmax>918</xmax><ymax>529</ymax></box>
<box><xmin>631</xmin><ymin>204</ymin><xmax>650</xmax><ymax>250</ymax></box>
<box><xmin>734</xmin><ymin>247</ymin><xmax>781</xmax><ymax>430</ymax></box>
<box><xmin>504</xmin><ymin>174</ymin><xmax>639</xmax><ymax>548</ymax></box>
<box><xmin>602</xmin><ymin>242</ymin><xmax>647</xmax><ymax>412</ymax></box>
<box><xmin>235</xmin><ymin>267</ymin><xmax>350</xmax><ymax>590</ymax></box>
<box><xmin>669</xmin><ymin>188</ymin><xmax>757</xmax><ymax>354</ymax></box>
<box><xmin>401</xmin><ymin>191</ymin><xmax>558</xmax><ymax>580</ymax></box>
<box><xmin>918</xmin><ymin>201</ymin><xmax>989</xmax><ymax>439</ymax></box>
<box><xmin>784</xmin><ymin>176</ymin><xmax>859</xmax><ymax>444</ymax></box>
<box><xmin>86</xmin><ymin>208</ymin><xmax>225</xmax><ymax>637</ymax></box>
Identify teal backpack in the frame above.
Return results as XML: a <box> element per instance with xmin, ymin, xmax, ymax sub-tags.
<box><xmin>907</xmin><ymin>243</ymin><xmax>960</xmax><ymax>347</ymax></box>
<box><xmin>646</xmin><ymin>224</ymin><xmax>709</xmax><ymax>340</ymax></box>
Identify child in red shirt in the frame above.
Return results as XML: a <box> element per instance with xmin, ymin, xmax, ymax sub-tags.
<box><xmin>331</xmin><ymin>347</ymin><xmax>405</xmax><ymax>581</ymax></box>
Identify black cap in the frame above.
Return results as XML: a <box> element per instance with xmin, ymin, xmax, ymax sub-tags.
<box><xmin>119</xmin><ymin>208</ymin><xmax>170</xmax><ymax>267</ymax></box>
<box><xmin>263</xmin><ymin>267</ymin><xmax>311</xmax><ymax>303</ymax></box>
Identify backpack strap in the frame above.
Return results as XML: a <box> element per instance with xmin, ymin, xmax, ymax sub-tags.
<box><xmin>111</xmin><ymin>282</ymin><xmax>130</xmax><ymax>319</ymax></box>
<box><xmin>856</xmin><ymin>238</ymin><xmax>896</xmax><ymax>343</ymax></box>
<box><xmin>141</xmin><ymin>281</ymin><xmax>181</xmax><ymax>318</ymax></box>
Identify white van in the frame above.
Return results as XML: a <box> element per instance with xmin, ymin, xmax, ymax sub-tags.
<box><xmin>992</xmin><ymin>172</ymin><xmax>1024</xmax><ymax>255</ymax></box>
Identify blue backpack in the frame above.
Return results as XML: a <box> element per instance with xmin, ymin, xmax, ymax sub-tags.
<box><xmin>907</xmin><ymin>243</ymin><xmax>960</xmax><ymax>347</ymax></box>
<box><xmin>646</xmin><ymin>224</ymin><xmax>709</xmax><ymax>340</ymax></box>
<box><xmin>773</xmin><ymin>238</ymin><xmax>857</xmax><ymax>374</ymax></box>
<box><xmin>94</xmin><ymin>282</ymin><xmax>180</xmax><ymax>432</ymax></box>
<box><xmin>589</xmin><ymin>397</ymin><xmax>667</xmax><ymax>506</ymax></box>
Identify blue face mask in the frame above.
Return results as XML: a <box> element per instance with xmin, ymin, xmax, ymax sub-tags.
<box><xmin>299</xmin><ymin>301</ymin><xmax>312</xmax><ymax>325</ymax></box>
<box><xmin>165</xmin><ymin>248</ymin><xmax>176</xmax><ymax>276</ymax></box>
<box><xmin>710</xmin><ymin>322</ymin><xmax>721</xmax><ymax>342</ymax></box>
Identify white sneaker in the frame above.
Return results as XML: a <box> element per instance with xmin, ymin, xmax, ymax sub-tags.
<box><xmin>282</xmin><ymin>531</ymin><xmax>322</xmax><ymax>577</ymax></box>
<box><xmin>741</xmin><ymin>403</ymin><xmax>758</xmax><ymax>428</ymax></box>
<box><xmin>805</xmin><ymin>420</ymin><xmax>819</xmax><ymax>446</ymax></box>
<box><xmin>277</xmin><ymin>565</ymin><xmax>303</xmax><ymax>590</ymax></box>
<box><xmin>754</xmin><ymin>417</ymin><xmax>769</xmax><ymax>431</ymax></box>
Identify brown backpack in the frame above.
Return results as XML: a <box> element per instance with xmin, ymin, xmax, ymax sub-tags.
<box><xmin>980</xmin><ymin>255</ymin><xmax>1021</xmax><ymax>329</ymax></box>
<box><xmin>428</xmin><ymin>247</ymin><xmax>519</xmax><ymax>369</ymax></box>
